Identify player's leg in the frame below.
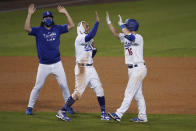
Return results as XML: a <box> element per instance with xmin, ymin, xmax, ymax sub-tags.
<box><xmin>72</xmin><ymin>65</ymin><xmax>89</xmax><ymax>100</ymax></box>
<box><xmin>62</xmin><ymin>65</ymin><xmax>88</xmax><ymax>110</ymax></box>
<box><xmin>115</xmin><ymin>68</ymin><xmax>145</xmax><ymax>119</ymax></box>
<box><xmin>89</xmin><ymin>67</ymin><xmax>111</xmax><ymax>120</ymax></box>
<box><xmin>52</xmin><ymin>61</ymin><xmax>74</xmax><ymax>114</ymax></box>
<box><xmin>57</xmin><ymin>64</ymin><xmax>88</xmax><ymax>118</ymax></box>
<box><xmin>132</xmin><ymin>82</ymin><xmax>147</xmax><ymax>122</ymax></box>
<box><xmin>91</xmin><ymin>79</ymin><xmax>105</xmax><ymax>112</ymax></box>
<box><xmin>26</xmin><ymin>64</ymin><xmax>50</xmax><ymax>114</ymax></box>
<box><xmin>132</xmin><ymin>68</ymin><xmax>147</xmax><ymax>122</ymax></box>
<box><xmin>90</xmin><ymin>68</ymin><xmax>105</xmax><ymax>112</ymax></box>
<box><xmin>53</xmin><ymin>61</ymin><xmax>70</xmax><ymax>103</ymax></box>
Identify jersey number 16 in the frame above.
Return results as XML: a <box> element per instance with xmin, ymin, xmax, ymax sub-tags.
<box><xmin>128</xmin><ymin>48</ymin><xmax>133</xmax><ymax>55</ymax></box>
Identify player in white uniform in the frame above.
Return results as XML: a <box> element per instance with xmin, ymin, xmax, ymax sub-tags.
<box><xmin>56</xmin><ymin>12</ymin><xmax>111</xmax><ymax>122</ymax></box>
<box><xmin>24</xmin><ymin>4</ymin><xmax>75</xmax><ymax>115</ymax></box>
<box><xmin>106</xmin><ymin>12</ymin><xmax>148</xmax><ymax>122</ymax></box>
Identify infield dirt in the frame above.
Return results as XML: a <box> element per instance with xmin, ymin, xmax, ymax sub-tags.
<box><xmin>0</xmin><ymin>56</ymin><xmax>196</xmax><ymax>114</ymax></box>
<box><xmin>0</xmin><ymin>0</ymin><xmax>195</xmax><ymax>115</ymax></box>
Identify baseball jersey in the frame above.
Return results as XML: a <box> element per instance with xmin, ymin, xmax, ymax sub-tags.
<box><xmin>75</xmin><ymin>34</ymin><xmax>94</xmax><ymax>64</ymax></box>
<box><xmin>28</xmin><ymin>24</ymin><xmax>68</xmax><ymax>64</ymax></box>
<box><xmin>119</xmin><ymin>33</ymin><xmax>145</xmax><ymax>65</ymax></box>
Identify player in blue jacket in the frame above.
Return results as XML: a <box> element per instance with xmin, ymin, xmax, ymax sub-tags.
<box><xmin>24</xmin><ymin>3</ymin><xmax>75</xmax><ymax>115</ymax></box>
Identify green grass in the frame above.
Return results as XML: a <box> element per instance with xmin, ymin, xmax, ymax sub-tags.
<box><xmin>0</xmin><ymin>112</ymin><xmax>196</xmax><ymax>131</ymax></box>
<box><xmin>0</xmin><ymin>0</ymin><xmax>196</xmax><ymax>56</ymax></box>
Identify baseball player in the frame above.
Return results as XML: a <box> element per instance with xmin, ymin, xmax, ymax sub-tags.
<box><xmin>24</xmin><ymin>4</ymin><xmax>75</xmax><ymax>115</ymax></box>
<box><xmin>106</xmin><ymin>12</ymin><xmax>148</xmax><ymax>122</ymax></box>
<box><xmin>56</xmin><ymin>11</ymin><xmax>111</xmax><ymax>122</ymax></box>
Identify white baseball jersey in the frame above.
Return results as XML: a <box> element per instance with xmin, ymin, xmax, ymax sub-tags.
<box><xmin>119</xmin><ymin>33</ymin><xmax>145</xmax><ymax>65</ymax></box>
<box><xmin>116</xmin><ymin>33</ymin><xmax>147</xmax><ymax>121</ymax></box>
<box><xmin>72</xmin><ymin>34</ymin><xmax>104</xmax><ymax>99</ymax></box>
<box><xmin>75</xmin><ymin>34</ymin><xmax>94</xmax><ymax>64</ymax></box>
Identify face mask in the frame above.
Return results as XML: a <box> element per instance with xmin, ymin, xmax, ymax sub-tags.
<box><xmin>44</xmin><ymin>18</ymin><xmax>53</xmax><ymax>27</ymax></box>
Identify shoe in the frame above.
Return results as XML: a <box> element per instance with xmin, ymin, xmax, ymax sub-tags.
<box><xmin>101</xmin><ymin>112</ymin><xmax>111</xmax><ymax>120</ymax></box>
<box><xmin>131</xmin><ymin>118</ymin><xmax>148</xmax><ymax>123</ymax></box>
<box><xmin>67</xmin><ymin>107</ymin><xmax>75</xmax><ymax>114</ymax></box>
<box><xmin>56</xmin><ymin>110</ymin><xmax>71</xmax><ymax>122</ymax></box>
<box><xmin>108</xmin><ymin>112</ymin><xmax>120</xmax><ymax>122</ymax></box>
<box><xmin>26</xmin><ymin>107</ymin><xmax>33</xmax><ymax>115</ymax></box>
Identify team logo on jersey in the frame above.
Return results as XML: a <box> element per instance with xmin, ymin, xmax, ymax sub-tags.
<box><xmin>84</xmin><ymin>44</ymin><xmax>92</xmax><ymax>51</ymax></box>
<box><xmin>132</xmin><ymin>43</ymin><xmax>139</xmax><ymax>46</ymax></box>
<box><xmin>124</xmin><ymin>41</ymin><xmax>132</xmax><ymax>49</ymax></box>
<box><xmin>43</xmin><ymin>32</ymin><xmax>57</xmax><ymax>42</ymax></box>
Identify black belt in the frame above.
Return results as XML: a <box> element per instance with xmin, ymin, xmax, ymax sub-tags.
<box><xmin>78</xmin><ymin>63</ymin><xmax>93</xmax><ymax>66</ymax></box>
<box><xmin>128</xmin><ymin>63</ymin><xmax>145</xmax><ymax>69</ymax></box>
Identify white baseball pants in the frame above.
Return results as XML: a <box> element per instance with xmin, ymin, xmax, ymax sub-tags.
<box><xmin>27</xmin><ymin>61</ymin><xmax>70</xmax><ymax>108</ymax></box>
<box><xmin>72</xmin><ymin>64</ymin><xmax>104</xmax><ymax>100</ymax></box>
<box><xmin>116</xmin><ymin>64</ymin><xmax>147</xmax><ymax>120</ymax></box>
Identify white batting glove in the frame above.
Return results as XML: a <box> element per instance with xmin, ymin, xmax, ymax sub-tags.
<box><xmin>118</xmin><ymin>14</ymin><xmax>124</xmax><ymax>26</ymax></box>
<box><xmin>106</xmin><ymin>12</ymin><xmax>111</xmax><ymax>24</ymax></box>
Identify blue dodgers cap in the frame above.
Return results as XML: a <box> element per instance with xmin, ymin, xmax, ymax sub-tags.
<box><xmin>42</xmin><ymin>11</ymin><xmax>53</xmax><ymax>18</ymax></box>
<box><xmin>125</xmin><ymin>19</ymin><xmax>139</xmax><ymax>31</ymax></box>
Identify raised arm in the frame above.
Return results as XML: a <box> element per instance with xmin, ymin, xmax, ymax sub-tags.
<box><xmin>118</xmin><ymin>15</ymin><xmax>135</xmax><ymax>41</ymax></box>
<box><xmin>106</xmin><ymin>12</ymin><xmax>119</xmax><ymax>39</ymax></box>
<box><xmin>57</xmin><ymin>5</ymin><xmax>75</xmax><ymax>31</ymax></box>
<box><xmin>85</xmin><ymin>11</ymin><xmax>100</xmax><ymax>42</ymax></box>
<box><xmin>24</xmin><ymin>3</ymin><xmax>36</xmax><ymax>32</ymax></box>
<box><xmin>118</xmin><ymin>15</ymin><xmax>131</xmax><ymax>35</ymax></box>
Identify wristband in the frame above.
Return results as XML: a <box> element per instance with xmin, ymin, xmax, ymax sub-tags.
<box><xmin>120</xmin><ymin>24</ymin><xmax>125</xmax><ymax>29</ymax></box>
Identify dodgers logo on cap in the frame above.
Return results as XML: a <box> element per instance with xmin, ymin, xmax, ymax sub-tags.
<box><xmin>43</xmin><ymin>11</ymin><xmax>53</xmax><ymax>18</ymax></box>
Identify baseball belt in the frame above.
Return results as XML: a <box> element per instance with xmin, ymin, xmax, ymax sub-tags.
<box><xmin>78</xmin><ymin>63</ymin><xmax>93</xmax><ymax>66</ymax></box>
<box><xmin>128</xmin><ymin>63</ymin><xmax>145</xmax><ymax>69</ymax></box>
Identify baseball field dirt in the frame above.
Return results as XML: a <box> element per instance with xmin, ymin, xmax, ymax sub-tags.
<box><xmin>0</xmin><ymin>56</ymin><xmax>196</xmax><ymax>114</ymax></box>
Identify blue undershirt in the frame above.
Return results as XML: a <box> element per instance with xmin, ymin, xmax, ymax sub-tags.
<box><xmin>85</xmin><ymin>21</ymin><xmax>99</xmax><ymax>42</ymax></box>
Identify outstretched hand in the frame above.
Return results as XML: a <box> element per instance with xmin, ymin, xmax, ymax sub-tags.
<box><xmin>57</xmin><ymin>5</ymin><xmax>68</xmax><ymax>14</ymax></box>
<box><xmin>106</xmin><ymin>12</ymin><xmax>111</xmax><ymax>24</ymax></box>
<box><xmin>95</xmin><ymin>11</ymin><xmax>100</xmax><ymax>22</ymax></box>
<box><xmin>28</xmin><ymin>3</ymin><xmax>36</xmax><ymax>15</ymax></box>
<box><xmin>118</xmin><ymin>14</ymin><xmax>124</xmax><ymax>26</ymax></box>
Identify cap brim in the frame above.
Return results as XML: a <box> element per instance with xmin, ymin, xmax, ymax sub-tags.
<box><xmin>43</xmin><ymin>15</ymin><xmax>53</xmax><ymax>18</ymax></box>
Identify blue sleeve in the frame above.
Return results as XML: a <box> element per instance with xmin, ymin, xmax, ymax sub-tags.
<box><xmin>85</xmin><ymin>22</ymin><xmax>99</xmax><ymax>42</ymax></box>
<box><xmin>59</xmin><ymin>24</ymin><xmax>69</xmax><ymax>34</ymax></box>
<box><xmin>124</xmin><ymin>34</ymin><xmax>135</xmax><ymax>41</ymax></box>
<box><xmin>28</xmin><ymin>27</ymin><xmax>39</xmax><ymax>36</ymax></box>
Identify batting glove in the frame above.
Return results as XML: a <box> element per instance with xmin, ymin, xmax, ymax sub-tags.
<box><xmin>118</xmin><ymin>14</ymin><xmax>125</xmax><ymax>29</ymax></box>
<box><xmin>106</xmin><ymin>12</ymin><xmax>111</xmax><ymax>24</ymax></box>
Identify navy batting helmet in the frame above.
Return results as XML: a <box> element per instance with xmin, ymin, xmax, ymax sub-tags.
<box><xmin>42</xmin><ymin>11</ymin><xmax>53</xmax><ymax>18</ymax></box>
<box><xmin>125</xmin><ymin>19</ymin><xmax>139</xmax><ymax>31</ymax></box>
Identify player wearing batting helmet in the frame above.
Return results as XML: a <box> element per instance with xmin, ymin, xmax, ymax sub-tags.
<box><xmin>106</xmin><ymin>12</ymin><xmax>148</xmax><ymax>123</ymax></box>
<box><xmin>124</xmin><ymin>19</ymin><xmax>139</xmax><ymax>31</ymax></box>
